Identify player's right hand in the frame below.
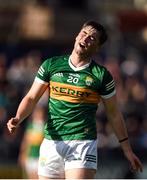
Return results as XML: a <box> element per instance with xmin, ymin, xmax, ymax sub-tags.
<box><xmin>7</xmin><ymin>117</ymin><xmax>19</xmax><ymax>133</ymax></box>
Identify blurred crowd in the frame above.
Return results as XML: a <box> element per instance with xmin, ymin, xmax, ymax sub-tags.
<box><xmin>0</xmin><ymin>51</ymin><xmax>43</xmax><ymax>163</ymax></box>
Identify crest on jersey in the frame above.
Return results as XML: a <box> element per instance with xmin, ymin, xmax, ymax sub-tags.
<box><xmin>85</xmin><ymin>76</ymin><xmax>93</xmax><ymax>86</ymax></box>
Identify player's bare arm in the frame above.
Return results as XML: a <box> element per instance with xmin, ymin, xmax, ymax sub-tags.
<box><xmin>102</xmin><ymin>95</ymin><xmax>143</xmax><ymax>172</ymax></box>
<box><xmin>7</xmin><ymin>81</ymin><xmax>48</xmax><ymax>133</ymax></box>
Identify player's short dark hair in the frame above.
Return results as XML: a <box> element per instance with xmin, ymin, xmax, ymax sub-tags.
<box><xmin>82</xmin><ymin>20</ymin><xmax>108</xmax><ymax>46</ymax></box>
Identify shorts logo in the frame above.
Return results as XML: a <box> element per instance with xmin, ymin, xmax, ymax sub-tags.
<box><xmin>39</xmin><ymin>157</ymin><xmax>46</xmax><ymax>167</ymax></box>
<box><xmin>85</xmin><ymin>76</ymin><xmax>93</xmax><ymax>86</ymax></box>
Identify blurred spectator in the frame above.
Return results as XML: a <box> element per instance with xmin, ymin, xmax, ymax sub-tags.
<box><xmin>0</xmin><ymin>54</ymin><xmax>7</xmax><ymax>82</ymax></box>
<box><xmin>140</xmin><ymin>115</ymin><xmax>147</xmax><ymax>149</ymax></box>
<box><xmin>18</xmin><ymin>105</ymin><xmax>45</xmax><ymax>179</ymax></box>
<box><xmin>125</xmin><ymin>114</ymin><xmax>142</xmax><ymax>149</ymax></box>
<box><xmin>124</xmin><ymin>77</ymin><xmax>146</xmax><ymax>117</ymax></box>
<box><xmin>24</xmin><ymin>50</ymin><xmax>42</xmax><ymax>86</ymax></box>
<box><xmin>143</xmin><ymin>64</ymin><xmax>147</xmax><ymax>85</ymax></box>
<box><xmin>7</xmin><ymin>50</ymin><xmax>41</xmax><ymax>89</ymax></box>
<box><xmin>6</xmin><ymin>58</ymin><xmax>27</xmax><ymax>88</ymax></box>
<box><xmin>0</xmin><ymin>55</ymin><xmax>9</xmax><ymax>108</ymax></box>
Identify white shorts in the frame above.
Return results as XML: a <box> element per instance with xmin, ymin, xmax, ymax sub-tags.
<box><xmin>38</xmin><ymin>138</ymin><xmax>97</xmax><ymax>178</ymax></box>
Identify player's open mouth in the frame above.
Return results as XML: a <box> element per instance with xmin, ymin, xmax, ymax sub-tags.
<box><xmin>79</xmin><ymin>43</ymin><xmax>86</xmax><ymax>49</ymax></box>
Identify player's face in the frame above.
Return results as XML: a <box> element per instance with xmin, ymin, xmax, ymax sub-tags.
<box><xmin>74</xmin><ymin>26</ymin><xmax>100</xmax><ymax>56</ymax></box>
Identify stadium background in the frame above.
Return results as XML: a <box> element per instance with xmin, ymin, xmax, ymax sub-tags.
<box><xmin>0</xmin><ymin>0</ymin><xmax>147</xmax><ymax>178</ymax></box>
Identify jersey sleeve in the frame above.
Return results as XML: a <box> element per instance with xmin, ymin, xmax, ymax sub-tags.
<box><xmin>35</xmin><ymin>59</ymin><xmax>50</xmax><ymax>85</ymax></box>
<box><xmin>99</xmin><ymin>68</ymin><xmax>116</xmax><ymax>99</ymax></box>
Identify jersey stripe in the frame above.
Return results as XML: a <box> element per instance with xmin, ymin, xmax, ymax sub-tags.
<box><xmin>101</xmin><ymin>89</ymin><xmax>116</xmax><ymax>99</ymax></box>
<box><xmin>106</xmin><ymin>80</ymin><xmax>114</xmax><ymax>87</ymax></box>
<box><xmin>38</xmin><ymin>66</ymin><xmax>45</xmax><ymax>76</ymax></box>
<box><xmin>40</xmin><ymin>66</ymin><xmax>45</xmax><ymax>72</ymax></box>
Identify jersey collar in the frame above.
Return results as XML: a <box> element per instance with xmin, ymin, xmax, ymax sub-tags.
<box><xmin>68</xmin><ymin>57</ymin><xmax>91</xmax><ymax>71</ymax></box>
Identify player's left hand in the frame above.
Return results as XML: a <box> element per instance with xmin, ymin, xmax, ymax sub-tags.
<box><xmin>124</xmin><ymin>150</ymin><xmax>143</xmax><ymax>172</ymax></box>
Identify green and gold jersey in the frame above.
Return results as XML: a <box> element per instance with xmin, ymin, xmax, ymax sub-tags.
<box><xmin>35</xmin><ymin>55</ymin><xmax>116</xmax><ymax>140</ymax></box>
<box><xmin>25</xmin><ymin>121</ymin><xmax>44</xmax><ymax>157</ymax></box>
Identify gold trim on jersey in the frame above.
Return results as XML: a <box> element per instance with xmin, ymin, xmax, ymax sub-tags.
<box><xmin>50</xmin><ymin>81</ymin><xmax>100</xmax><ymax>104</ymax></box>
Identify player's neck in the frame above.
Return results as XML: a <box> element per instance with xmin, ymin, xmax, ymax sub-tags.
<box><xmin>70</xmin><ymin>52</ymin><xmax>91</xmax><ymax>68</ymax></box>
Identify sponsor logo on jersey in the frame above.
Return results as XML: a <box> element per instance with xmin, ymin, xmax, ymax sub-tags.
<box><xmin>50</xmin><ymin>81</ymin><xmax>100</xmax><ymax>104</ymax></box>
<box><xmin>53</xmin><ymin>72</ymin><xmax>63</xmax><ymax>77</ymax></box>
<box><xmin>52</xmin><ymin>85</ymin><xmax>91</xmax><ymax>97</ymax></box>
<box><xmin>69</xmin><ymin>73</ymin><xmax>80</xmax><ymax>78</ymax></box>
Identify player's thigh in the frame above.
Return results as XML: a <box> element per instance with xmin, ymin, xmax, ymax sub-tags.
<box><xmin>65</xmin><ymin>140</ymin><xmax>97</xmax><ymax>179</ymax></box>
<box><xmin>65</xmin><ymin>168</ymin><xmax>96</xmax><ymax>179</ymax></box>
<box><xmin>38</xmin><ymin>139</ymin><xmax>65</xmax><ymax>179</ymax></box>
